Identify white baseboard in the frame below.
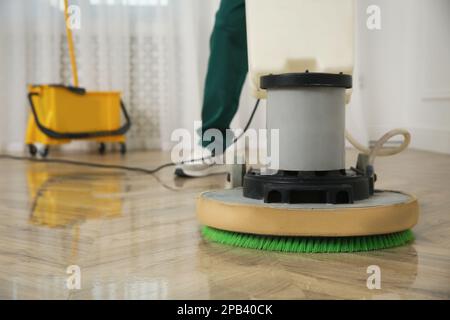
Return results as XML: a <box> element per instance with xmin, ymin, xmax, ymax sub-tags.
<box><xmin>0</xmin><ymin>142</ymin><xmax>25</xmax><ymax>153</ymax></box>
<box><xmin>408</xmin><ymin>127</ymin><xmax>450</xmax><ymax>154</ymax></box>
<box><xmin>368</xmin><ymin>126</ymin><xmax>450</xmax><ymax>155</ymax></box>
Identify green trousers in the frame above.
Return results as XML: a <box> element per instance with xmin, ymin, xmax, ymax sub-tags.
<box><xmin>200</xmin><ymin>0</ymin><xmax>247</xmax><ymax>149</ymax></box>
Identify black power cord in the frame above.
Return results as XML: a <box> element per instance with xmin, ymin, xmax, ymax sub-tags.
<box><xmin>0</xmin><ymin>99</ymin><xmax>261</xmax><ymax>175</ymax></box>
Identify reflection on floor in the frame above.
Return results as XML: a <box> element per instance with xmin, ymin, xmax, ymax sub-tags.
<box><xmin>0</xmin><ymin>149</ymin><xmax>449</xmax><ymax>299</ymax></box>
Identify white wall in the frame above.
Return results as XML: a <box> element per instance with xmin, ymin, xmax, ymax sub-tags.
<box><xmin>237</xmin><ymin>0</ymin><xmax>450</xmax><ymax>155</ymax></box>
<box><xmin>356</xmin><ymin>0</ymin><xmax>450</xmax><ymax>153</ymax></box>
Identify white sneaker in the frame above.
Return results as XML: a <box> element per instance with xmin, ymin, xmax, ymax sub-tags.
<box><xmin>174</xmin><ymin>147</ymin><xmax>229</xmax><ymax>178</ymax></box>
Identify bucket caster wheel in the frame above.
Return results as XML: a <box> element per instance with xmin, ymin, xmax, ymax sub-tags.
<box><xmin>39</xmin><ymin>146</ymin><xmax>49</xmax><ymax>158</ymax></box>
<box><xmin>28</xmin><ymin>144</ymin><xmax>37</xmax><ymax>157</ymax></box>
<box><xmin>98</xmin><ymin>143</ymin><xmax>106</xmax><ymax>155</ymax></box>
<box><xmin>119</xmin><ymin>143</ymin><xmax>127</xmax><ymax>155</ymax></box>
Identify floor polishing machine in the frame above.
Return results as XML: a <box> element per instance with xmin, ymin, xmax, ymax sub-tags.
<box><xmin>196</xmin><ymin>0</ymin><xmax>419</xmax><ymax>253</ymax></box>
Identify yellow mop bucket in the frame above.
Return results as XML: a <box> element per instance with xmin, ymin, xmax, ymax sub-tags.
<box><xmin>25</xmin><ymin>0</ymin><xmax>131</xmax><ymax>157</ymax></box>
<box><xmin>26</xmin><ymin>85</ymin><xmax>131</xmax><ymax>156</ymax></box>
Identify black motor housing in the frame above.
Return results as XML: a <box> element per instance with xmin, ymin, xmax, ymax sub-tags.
<box><xmin>243</xmin><ymin>169</ymin><xmax>373</xmax><ymax>204</ymax></box>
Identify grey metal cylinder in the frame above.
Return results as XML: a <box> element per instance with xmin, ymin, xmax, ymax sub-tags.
<box><xmin>266</xmin><ymin>87</ymin><xmax>346</xmax><ymax>171</ymax></box>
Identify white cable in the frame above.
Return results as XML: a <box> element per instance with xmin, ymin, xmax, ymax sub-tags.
<box><xmin>345</xmin><ymin>128</ymin><xmax>411</xmax><ymax>165</ymax></box>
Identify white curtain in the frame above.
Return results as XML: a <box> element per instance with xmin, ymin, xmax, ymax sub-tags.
<box><xmin>0</xmin><ymin>0</ymin><xmax>221</xmax><ymax>152</ymax></box>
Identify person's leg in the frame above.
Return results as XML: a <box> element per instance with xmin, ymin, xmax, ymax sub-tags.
<box><xmin>200</xmin><ymin>0</ymin><xmax>248</xmax><ymax>150</ymax></box>
<box><xmin>175</xmin><ymin>0</ymin><xmax>247</xmax><ymax>177</ymax></box>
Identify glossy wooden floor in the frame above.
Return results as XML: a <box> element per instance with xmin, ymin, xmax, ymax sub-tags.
<box><xmin>0</xmin><ymin>148</ymin><xmax>449</xmax><ymax>299</ymax></box>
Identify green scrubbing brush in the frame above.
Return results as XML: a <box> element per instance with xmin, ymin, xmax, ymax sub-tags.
<box><xmin>202</xmin><ymin>226</ymin><xmax>414</xmax><ymax>253</ymax></box>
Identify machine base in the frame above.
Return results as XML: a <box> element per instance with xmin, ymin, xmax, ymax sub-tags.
<box><xmin>197</xmin><ymin>188</ymin><xmax>419</xmax><ymax>237</ymax></box>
